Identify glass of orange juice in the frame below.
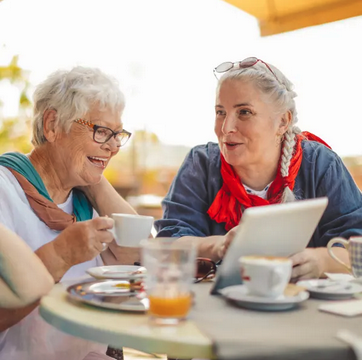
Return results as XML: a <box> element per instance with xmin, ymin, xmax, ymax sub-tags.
<box><xmin>141</xmin><ymin>238</ymin><xmax>196</xmax><ymax>325</ymax></box>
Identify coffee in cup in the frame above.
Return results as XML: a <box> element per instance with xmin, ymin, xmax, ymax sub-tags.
<box><xmin>327</xmin><ymin>237</ymin><xmax>362</xmax><ymax>278</ymax></box>
<box><xmin>109</xmin><ymin>213</ymin><xmax>154</xmax><ymax>247</ymax></box>
<box><xmin>238</xmin><ymin>255</ymin><xmax>292</xmax><ymax>298</ymax></box>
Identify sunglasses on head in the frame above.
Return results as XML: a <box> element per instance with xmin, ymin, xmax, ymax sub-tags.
<box><xmin>194</xmin><ymin>257</ymin><xmax>217</xmax><ymax>283</ymax></box>
<box><xmin>213</xmin><ymin>56</ymin><xmax>279</xmax><ymax>83</ymax></box>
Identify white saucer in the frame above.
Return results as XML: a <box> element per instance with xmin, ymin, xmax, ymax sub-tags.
<box><xmin>86</xmin><ymin>265</ymin><xmax>147</xmax><ymax>280</ymax></box>
<box><xmin>220</xmin><ymin>285</ymin><xmax>309</xmax><ymax>311</ymax></box>
<box><xmin>67</xmin><ymin>279</ymin><xmax>149</xmax><ymax>312</ymax></box>
<box><xmin>297</xmin><ymin>279</ymin><xmax>362</xmax><ymax>300</ymax></box>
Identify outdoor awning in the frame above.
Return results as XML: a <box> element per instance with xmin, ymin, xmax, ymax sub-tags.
<box><xmin>223</xmin><ymin>0</ymin><xmax>362</xmax><ymax>36</ymax></box>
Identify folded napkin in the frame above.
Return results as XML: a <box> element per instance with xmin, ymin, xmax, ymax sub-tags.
<box><xmin>337</xmin><ymin>330</ymin><xmax>362</xmax><ymax>360</ymax></box>
<box><xmin>325</xmin><ymin>273</ymin><xmax>355</xmax><ymax>282</ymax></box>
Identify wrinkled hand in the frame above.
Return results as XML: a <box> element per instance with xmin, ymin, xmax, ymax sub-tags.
<box><xmin>53</xmin><ymin>217</ymin><xmax>114</xmax><ymax>267</ymax></box>
<box><xmin>290</xmin><ymin>248</ymin><xmax>324</xmax><ymax>281</ymax></box>
<box><xmin>217</xmin><ymin>226</ymin><xmax>240</xmax><ymax>260</ymax></box>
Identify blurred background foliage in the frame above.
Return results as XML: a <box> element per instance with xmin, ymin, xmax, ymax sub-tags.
<box><xmin>0</xmin><ymin>55</ymin><xmax>33</xmax><ymax>154</ymax></box>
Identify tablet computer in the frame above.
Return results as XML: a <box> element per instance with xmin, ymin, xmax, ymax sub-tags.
<box><xmin>210</xmin><ymin>197</ymin><xmax>329</xmax><ymax>294</ymax></box>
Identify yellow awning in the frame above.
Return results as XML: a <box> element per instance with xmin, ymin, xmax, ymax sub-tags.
<box><xmin>223</xmin><ymin>0</ymin><xmax>362</xmax><ymax>36</ymax></box>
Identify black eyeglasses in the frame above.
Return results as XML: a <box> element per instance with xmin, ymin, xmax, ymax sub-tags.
<box><xmin>194</xmin><ymin>257</ymin><xmax>217</xmax><ymax>283</ymax></box>
<box><xmin>213</xmin><ymin>56</ymin><xmax>279</xmax><ymax>82</ymax></box>
<box><xmin>74</xmin><ymin>119</ymin><xmax>131</xmax><ymax>147</ymax></box>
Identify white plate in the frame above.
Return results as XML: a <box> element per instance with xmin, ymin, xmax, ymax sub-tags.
<box><xmin>220</xmin><ymin>285</ymin><xmax>309</xmax><ymax>311</ymax></box>
<box><xmin>86</xmin><ymin>265</ymin><xmax>147</xmax><ymax>280</ymax></box>
<box><xmin>67</xmin><ymin>279</ymin><xmax>149</xmax><ymax>312</ymax></box>
<box><xmin>297</xmin><ymin>279</ymin><xmax>362</xmax><ymax>300</ymax></box>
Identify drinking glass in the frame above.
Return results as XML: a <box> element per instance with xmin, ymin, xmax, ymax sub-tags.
<box><xmin>141</xmin><ymin>238</ymin><xmax>196</xmax><ymax>325</ymax></box>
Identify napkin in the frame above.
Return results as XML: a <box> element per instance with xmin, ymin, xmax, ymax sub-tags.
<box><xmin>324</xmin><ymin>273</ymin><xmax>355</xmax><ymax>282</ymax></box>
<box><xmin>319</xmin><ymin>300</ymin><xmax>362</xmax><ymax>316</ymax></box>
<box><xmin>337</xmin><ymin>329</ymin><xmax>362</xmax><ymax>360</ymax></box>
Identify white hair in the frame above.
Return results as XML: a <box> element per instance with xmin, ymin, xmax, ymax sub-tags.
<box><xmin>217</xmin><ymin>60</ymin><xmax>301</xmax><ymax>203</ymax></box>
<box><xmin>32</xmin><ymin>66</ymin><xmax>126</xmax><ymax>146</ymax></box>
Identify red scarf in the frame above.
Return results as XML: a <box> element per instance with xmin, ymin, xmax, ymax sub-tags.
<box><xmin>207</xmin><ymin>132</ymin><xmax>331</xmax><ymax>231</ymax></box>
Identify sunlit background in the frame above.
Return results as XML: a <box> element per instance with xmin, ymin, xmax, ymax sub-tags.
<box><xmin>1</xmin><ymin>0</ymin><xmax>362</xmax><ymax>219</ymax></box>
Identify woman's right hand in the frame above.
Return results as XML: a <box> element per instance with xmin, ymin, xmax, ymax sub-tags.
<box><xmin>217</xmin><ymin>225</ymin><xmax>240</xmax><ymax>260</ymax></box>
<box><xmin>53</xmin><ymin>217</ymin><xmax>114</xmax><ymax>267</ymax></box>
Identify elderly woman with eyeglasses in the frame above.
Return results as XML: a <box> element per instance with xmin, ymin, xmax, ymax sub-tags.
<box><xmin>155</xmin><ymin>57</ymin><xmax>362</xmax><ymax>282</ymax></box>
<box><xmin>0</xmin><ymin>66</ymin><xmax>139</xmax><ymax>360</ymax></box>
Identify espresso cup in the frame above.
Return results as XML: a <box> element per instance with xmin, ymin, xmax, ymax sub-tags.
<box><xmin>327</xmin><ymin>237</ymin><xmax>362</xmax><ymax>278</ymax></box>
<box><xmin>239</xmin><ymin>255</ymin><xmax>292</xmax><ymax>298</ymax></box>
<box><xmin>109</xmin><ymin>213</ymin><xmax>154</xmax><ymax>247</ymax></box>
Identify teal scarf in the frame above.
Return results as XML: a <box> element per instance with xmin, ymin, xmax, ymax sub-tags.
<box><xmin>0</xmin><ymin>152</ymin><xmax>93</xmax><ymax>222</ymax></box>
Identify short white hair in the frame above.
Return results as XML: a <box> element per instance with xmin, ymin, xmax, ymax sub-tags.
<box><xmin>32</xmin><ymin>66</ymin><xmax>126</xmax><ymax>146</ymax></box>
<box><xmin>217</xmin><ymin>60</ymin><xmax>301</xmax><ymax>203</ymax></box>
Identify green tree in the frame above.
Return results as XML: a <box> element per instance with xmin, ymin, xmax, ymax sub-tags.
<box><xmin>0</xmin><ymin>54</ymin><xmax>32</xmax><ymax>153</ymax></box>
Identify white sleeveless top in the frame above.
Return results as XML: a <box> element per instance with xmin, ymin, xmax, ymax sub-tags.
<box><xmin>0</xmin><ymin>166</ymin><xmax>105</xmax><ymax>360</ymax></box>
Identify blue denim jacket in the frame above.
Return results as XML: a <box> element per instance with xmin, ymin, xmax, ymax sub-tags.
<box><xmin>155</xmin><ymin>141</ymin><xmax>362</xmax><ymax>247</ymax></box>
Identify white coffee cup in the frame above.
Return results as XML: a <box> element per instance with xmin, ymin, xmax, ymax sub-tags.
<box><xmin>239</xmin><ymin>255</ymin><xmax>292</xmax><ymax>298</ymax></box>
<box><xmin>109</xmin><ymin>213</ymin><xmax>154</xmax><ymax>247</ymax></box>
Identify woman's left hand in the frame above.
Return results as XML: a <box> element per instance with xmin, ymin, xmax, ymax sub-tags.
<box><xmin>217</xmin><ymin>226</ymin><xmax>240</xmax><ymax>260</ymax></box>
<box><xmin>289</xmin><ymin>248</ymin><xmax>325</xmax><ymax>281</ymax></box>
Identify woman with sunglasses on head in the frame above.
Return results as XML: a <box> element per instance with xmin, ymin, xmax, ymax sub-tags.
<box><xmin>155</xmin><ymin>57</ymin><xmax>362</xmax><ymax>282</ymax></box>
<box><xmin>0</xmin><ymin>66</ymin><xmax>141</xmax><ymax>360</ymax></box>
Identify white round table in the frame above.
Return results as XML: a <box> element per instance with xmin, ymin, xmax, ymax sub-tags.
<box><xmin>39</xmin><ymin>284</ymin><xmax>214</xmax><ymax>359</ymax></box>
